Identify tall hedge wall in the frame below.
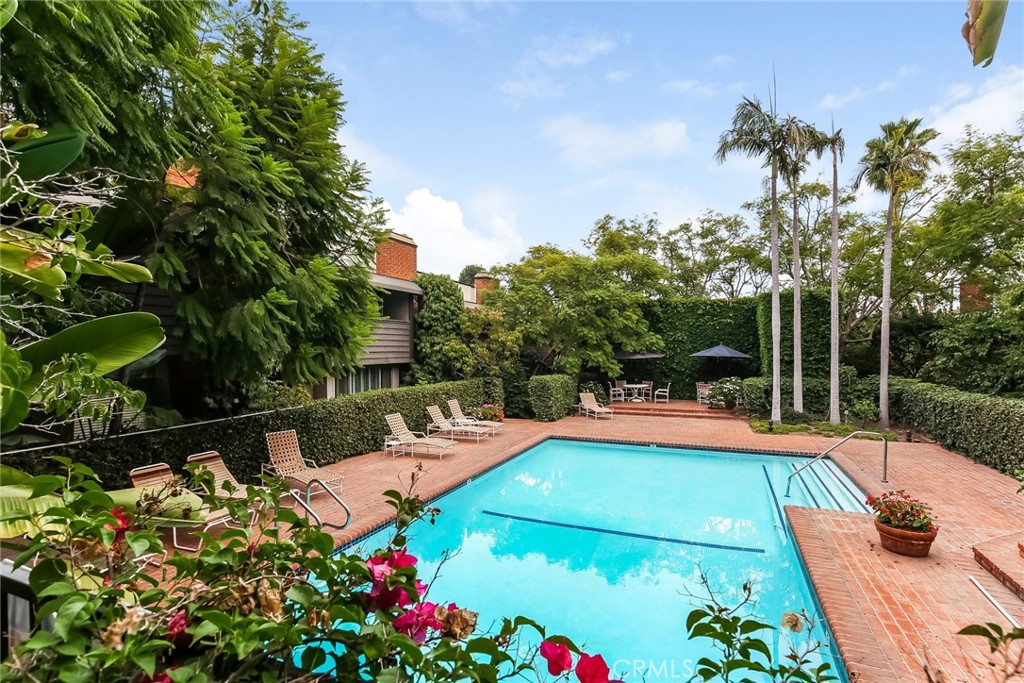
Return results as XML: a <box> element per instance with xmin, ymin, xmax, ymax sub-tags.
<box><xmin>640</xmin><ymin>297</ymin><xmax>760</xmax><ymax>399</ymax></box>
<box><xmin>3</xmin><ymin>379</ymin><xmax>494</xmax><ymax>488</ymax></box>
<box><xmin>756</xmin><ymin>288</ymin><xmax>831</xmax><ymax>379</ymax></box>
<box><xmin>893</xmin><ymin>382</ymin><xmax>1024</xmax><ymax>475</ymax></box>
<box><xmin>528</xmin><ymin>375</ymin><xmax>577</xmax><ymax>421</ymax></box>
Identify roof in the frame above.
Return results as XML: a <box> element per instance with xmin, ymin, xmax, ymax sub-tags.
<box><xmin>371</xmin><ymin>272</ymin><xmax>422</xmax><ymax>295</ymax></box>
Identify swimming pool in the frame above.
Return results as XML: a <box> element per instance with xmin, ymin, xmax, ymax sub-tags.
<box><xmin>349</xmin><ymin>439</ymin><xmax>862</xmax><ymax>681</ymax></box>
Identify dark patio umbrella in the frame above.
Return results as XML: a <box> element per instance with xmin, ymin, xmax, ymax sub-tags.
<box><xmin>689</xmin><ymin>345</ymin><xmax>751</xmax><ymax>359</ymax></box>
<box><xmin>690</xmin><ymin>344</ymin><xmax>752</xmax><ymax>380</ymax></box>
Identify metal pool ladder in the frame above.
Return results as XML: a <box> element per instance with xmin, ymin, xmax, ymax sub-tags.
<box><xmin>784</xmin><ymin>431</ymin><xmax>888</xmax><ymax>497</ymax></box>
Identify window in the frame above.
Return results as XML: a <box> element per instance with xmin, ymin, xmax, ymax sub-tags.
<box><xmin>336</xmin><ymin>366</ymin><xmax>393</xmax><ymax>395</ymax></box>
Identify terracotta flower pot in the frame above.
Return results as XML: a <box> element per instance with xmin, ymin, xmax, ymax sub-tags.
<box><xmin>874</xmin><ymin>519</ymin><xmax>937</xmax><ymax>558</ymax></box>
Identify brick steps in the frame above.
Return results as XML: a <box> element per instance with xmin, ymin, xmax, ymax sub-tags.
<box><xmin>973</xmin><ymin>533</ymin><xmax>1024</xmax><ymax>602</ymax></box>
<box><xmin>610</xmin><ymin>405</ymin><xmax>745</xmax><ymax>420</ymax></box>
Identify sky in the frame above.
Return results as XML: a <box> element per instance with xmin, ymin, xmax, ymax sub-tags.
<box><xmin>293</xmin><ymin>1</ymin><xmax>1024</xmax><ymax>278</ymax></box>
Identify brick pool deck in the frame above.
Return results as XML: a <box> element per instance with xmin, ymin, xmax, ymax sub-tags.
<box><xmin>304</xmin><ymin>414</ymin><xmax>1022</xmax><ymax>683</ymax></box>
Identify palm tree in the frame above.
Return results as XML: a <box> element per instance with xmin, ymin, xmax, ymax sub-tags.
<box><xmin>781</xmin><ymin>117</ymin><xmax>827</xmax><ymax>414</ymax></box>
<box><xmin>855</xmin><ymin>118</ymin><xmax>939</xmax><ymax>427</ymax></box>
<box><xmin>824</xmin><ymin>124</ymin><xmax>845</xmax><ymax>425</ymax></box>
<box><xmin>716</xmin><ymin>96</ymin><xmax>787</xmax><ymax>424</ymax></box>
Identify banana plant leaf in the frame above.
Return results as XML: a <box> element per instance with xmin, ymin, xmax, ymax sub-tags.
<box><xmin>2</xmin><ymin>226</ymin><xmax>152</xmax><ymax>287</ymax></box>
<box><xmin>0</xmin><ymin>485</ymin><xmax>61</xmax><ymax>538</ymax></box>
<box><xmin>0</xmin><ymin>0</ymin><xmax>17</xmax><ymax>29</ymax></box>
<box><xmin>964</xmin><ymin>0</ymin><xmax>1008</xmax><ymax>67</ymax></box>
<box><xmin>1</xmin><ymin>128</ymin><xmax>85</xmax><ymax>182</ymax></box>
<box><xmin>0</xmin><ymin>240</ymin><xmax>67</xmax><ymax>300</ymax></box>
<box><xmin>18</xmin><ymin>312</ymin><xmax>165</xmax><ymax>386</ymax></box>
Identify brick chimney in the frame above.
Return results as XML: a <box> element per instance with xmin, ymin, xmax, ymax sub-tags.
<box><xmin>959</xmin><ymin>282</ymin><xmax>990</xmax><ymax>312</ymax></box>
<box><xmin>376</xmin><ymin>232</ymin><xmax>417</xmax><ymax>281</ymax></box>
<box><xmin>473</xmin><ymin>272</ymin><xmax>496</xmax><ymax>304</ymax></box>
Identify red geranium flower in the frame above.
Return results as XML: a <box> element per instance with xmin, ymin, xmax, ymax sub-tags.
<box><xmin>540</xmin><ymin>638</ymin><xmax>573</xmax><ymax>675</ymax></box>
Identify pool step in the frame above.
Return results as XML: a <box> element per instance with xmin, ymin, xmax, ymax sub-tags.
<box><xmin>789</xmin><ymin>460</ymin><xmax>870</xmax><ymax>513</ymax></box>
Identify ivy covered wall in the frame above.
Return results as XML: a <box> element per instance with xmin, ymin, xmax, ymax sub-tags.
<box><xmin>756</xmin><ymin>288</ymin><xmax>832</xmax><ymax>379</ymax></box>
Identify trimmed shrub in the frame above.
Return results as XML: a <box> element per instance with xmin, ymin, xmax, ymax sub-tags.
<box><xmin>500</xmin><ymin>362</ymin><xmax>532</xmax><ymax>418</ymax></box>
<box><xmin>742</xmin><ymin>377</ymin><xmax>768</xmax><ymax>414</ymax></box>
<box><xmin>3</xmin><ymin>379</ymin><xmax>493</xmax><ymax>487</ymax></box>
<box><xmin>642</xmin><ymin>297</ymin><xmax>760</xmax><ymax>399</ymax></box>
<box><xmin>757</xmin><ymin>289</ymin><xmax>832</xmax><ymax>379</ymax></box>
<box><xmin>742</xmin><ymin>367</ymin><xmax>861</xmax><ymax>417</ymax></box>
<box><xmin>528</xmin><ymin>375</ymin><xmax>577</xmax><ymax>422</ymax></box>
<box><xmin>894</xmin><ymin>382</ymin><xmax>1024</xmax><ymax>474</ymax></box>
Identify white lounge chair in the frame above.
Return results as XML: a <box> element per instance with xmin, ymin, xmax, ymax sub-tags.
<box><xmin>579</xmin><ymin>392</ymin><xmax>614</xmax><ymax>419</ymax></box>
<box><xmin>654</xmin><ymin>382</ymin><xmax>671</xmax><ymax>403</ymax></box>
<box><xmin>264</xmin><ymin>430</ymin><xmax>346</xmax><ymax>504</ymax></box>
<box><xmin>385</xmin><ymin>413</ymin><xmax>457</xmax><ymax>459</ymax></box>
<box><xmin>426</xmin><ymin>405</ymin><xmax>490</xmax><ymax>443</ymax></box>
<box><xmin>447</xmin><ymin>399</ymin><xmax>504</xmax><ymax>434</ymax></box>
<box><xmin>696</xmin><ymin>383</ymin><xmax>712</xmax><ymax>405</ymax></box>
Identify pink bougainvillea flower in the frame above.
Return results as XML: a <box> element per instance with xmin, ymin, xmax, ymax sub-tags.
<box><xmin>540</xmin><ymin>638</ymin><xmax>573</xmax><ymax>675</ymax></box>
<box><xmin>367</xmin><ymin>555</ymin><xmax>393</xmax><ymax>589</ymax></box>
<box><xmin>393</xmin><ymin>601</ymin><xmax>441</xmax><ymax>644</ymax></box>
<box><xmin>575</xmin><ymin>654</ymin><xmax>621</xmax><ymax>683</ymax></box>
<box><xmin>366</xmin><ymin>550</ymin><xmax>424</xmax><ymax>610</ymax></box>
<box><xmin>104</xmin><ymin>506</ymin><xmax>132</xmax><ymax>544</ymax></box>
<box><xmin>167</xmin><ymin>610</ymin><xmax>188</xmax><ymax>636</ymax></box>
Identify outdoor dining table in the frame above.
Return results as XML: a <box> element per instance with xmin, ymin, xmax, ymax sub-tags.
<box><xmin>623</xmin><ymin>383</ymin><xmax>647</xmax><ymax>402</ymax></box>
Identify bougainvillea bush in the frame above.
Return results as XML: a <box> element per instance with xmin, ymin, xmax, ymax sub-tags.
<box><xmin>0</xmin><ymin>460</ymin><xmax>619</xmax><ymax>683</ymax></box>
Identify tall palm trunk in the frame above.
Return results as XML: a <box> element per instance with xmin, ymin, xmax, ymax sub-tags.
<box><xmin>828</xmin><ymin>146</ymin><xmax>841</xmax><ymax>424</ymax></box>
<box><xmin>791</xmin><ymin>177</ymin><xmax>803</xmax><ymax>414</ymax></box>
<box><xmin>770</xmin><ymin>158</ymin><xmax>782</xmax><ymax>424</ymax></box>
<box><xmin>879</xmin><ymin>190</ymin><xmax>896</xmax><ymax>428</ymax></box>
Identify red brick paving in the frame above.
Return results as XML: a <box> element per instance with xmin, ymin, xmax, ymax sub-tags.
<box><xmin>297</xmin><ymin>414</ymin><xmax>1022</xmax><ymax>683</ymax></box>
<box><xmin>974</xmin><ymin>533</ymin><xmax>1024</xmax><ymax>601</ymax></box>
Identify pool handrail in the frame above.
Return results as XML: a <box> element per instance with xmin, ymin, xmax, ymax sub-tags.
<box><xmin>784</xmin><ymin>431</ymin><xmax>888</xmax><ymax>497</ymax></box>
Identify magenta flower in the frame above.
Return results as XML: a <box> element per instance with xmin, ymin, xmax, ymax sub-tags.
<box><xmin>104</xmin><ymin>506</ymin><xmax>132</xmax><ymax>544</ymax></box>
<box><xmin>576</xmin><ymin>654</ymin><xmax>620</xmax><ymax>683</ymax></box>
<box><xmin>540</xmin><ymin>638</ymin><xmax>573</xmax><ymax>675</ymax></box>
<box><xmin>392</xmin><ymin>601</ymin><xmax>441</xmax><ymax>644</ymax></box>
<box><xmin>167</xmin><ymin>610</ymin><xmax>188</xmax><ymax>636</ymax></box>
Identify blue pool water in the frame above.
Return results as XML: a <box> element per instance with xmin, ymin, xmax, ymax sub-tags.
<box><xmin>349</xmin><ymin>439</ymin><xmax>863</xmax><ymax>681</ymax></box>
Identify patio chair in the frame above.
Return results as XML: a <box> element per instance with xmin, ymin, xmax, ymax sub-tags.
<box><xmin>696</xmin><ymin>383</ymin><xmax>712</xmax><ymax>405</ymax></box>
<box><xmin>426</xmin><ymin>405</ymin><xmax>490</xmax><ymax>443</ymax></box>
<box><xmin>579</xmin><ymin>392</ymin><xmax>614</xmax><ymax>419</ymax></box>
<box><xmin>128</xmin><ymin>463</ymin><xmax>233</xmax><ymax>552</ymax></box>
<box><xmin>607</xmin><ymin>382</ymin><xmax>625</xmax><ymax>403</ymax></box>
<box><xmin>641</xmin><ymin>380</ymin><xmax>654</xmax><ymax>401</ymax></box>
<box><xmin>385</xmin><ymin>413</ymin><xmax>457</xmax><ymax>460</ymax></box>
<box><xmin>654</xmin><ymin>382</ymin><xmax>671</xmax><ymax>404</ymax></box>
<box><xmin>447</xmin><ymin>399</ymin><xmax>504</xmax><ymax>434</ymax></box>
<box><xmin>264</xmin><ymin>430</ymin><xmax>346</xmax><ymax>504</ymax></box>
<box><xmin>188</xmin><ymin>451</ymin><xmax>351</xmax><ymax>531</ymax></box>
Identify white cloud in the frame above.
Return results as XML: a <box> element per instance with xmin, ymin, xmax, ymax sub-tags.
<box><xmin>605</xmin><ymin>70</ymin><xmax>631</xmax><ymax>83</ymax></box>
<box><xmin>942</xmin><ymin>82</ymin><xmax>974</xmax><ymax>102</ymax></box>
<box><xmin>661</xmin><ymin>79</ymin><xmax>718</xmax><ymax>99</ymax></box>
<box><xmin>413</xmin><ymin>1</ymin><xmax>515</xmax><ymax>32</ymax></box>
<box><xmin>709</xmin><ymin>54</ymin><xmax>735</xmax><ymax>69</ymax></box>
<box><xmin>498</xmin><ymin>75</ymin><xmax>564</xmax><ymax>103</ymax></box>
<box><xmin>337</xmin><ymin>129</ymin><xmax>422</xmax><ymax>190</ymax></box>
<box><xmin>925</xmin><ymin>66</ymin><xmax>1024</xmax><ymax>140</ymax></box>
<box><xmin>541</xmin><ymin>114</ymin><xmax>690</xmax><ymax>168</ymax></box>
<box><xmin>817</xmin><ymin>65</ymin><xmax>920</xmax><ymax>110</ymax></box>
<box><xmin>530</xmin><ymin>31</ymin><xmax>618</xmax><ymax>67</ymax></box>
<box><xmin>384</xmin><ymin>188</ymin><xmax>523</xmax><ymax>277</ymax></box>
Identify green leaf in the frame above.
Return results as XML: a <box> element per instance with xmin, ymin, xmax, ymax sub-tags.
<box><xmin>0</xmin><ymin>0</ymin><xmax>18</xmax><ymax>29</ymax></box>
<box><xmin>5</xmin><ymin>128</ymin><xmax>86</xmax><ymax>182</ymax></box>
<box><xmin>964</xmin><ymin>0</ymin><xmax>1009</xmax><ymax>67</ymax></box>
<box><xmin>18</xmin><ymin>312</ymin><xmax>165</xmax><ymax>385</ymax></box>
<box><xmin>0</xmin><ymin>241</ymin><xmax>67</xmax><ymax>300</ymax></box>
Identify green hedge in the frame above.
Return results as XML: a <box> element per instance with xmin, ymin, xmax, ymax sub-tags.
<box><xmin>3</xmin><ymin>379</ymin><xmax>493</xmax><ymax>488</ymax></box>
<box><xmin>528</xmin><ymin>375</ymin><xmax>577</xmax><ymax>422</ymax></box>
<box><xmin>641</xmin><ymin>297</ymin><xmax>760</xmax><ymax>399</ymax></box>
<box><xmin>742</xmin><ymin>366</ymin><xmax>860</xmax><ymax>417</ymax></box>
<box><xmin>500</xmin><ymin>362</ymin><xmax>532</xmax><ymax>418</ymax></box>
<box><xmin>757</xmin><ymin>288</ymin><xmax>831</xmax><ymax>379</ymax></box>
<box><xmin>894</xmin><ymin>382</ymin><xmax>1024</xmax><ymax>475</ymax></box>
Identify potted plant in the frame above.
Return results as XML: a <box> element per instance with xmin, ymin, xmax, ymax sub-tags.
<box><xmin>708</xmin><ymin>377</ymin><xmax>743</xmax><ymax>410</ymax></box>
<box><xmin>866</xmin><ymin>490</ymin><xmax>939</xmax><ymax>557</ymax></box>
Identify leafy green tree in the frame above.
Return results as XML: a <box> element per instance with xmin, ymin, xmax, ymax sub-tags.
<box><xmin>491</xmin><ymin>241</ymin><xmax>663</xmax><ymax>378</ymax></box>
<box><xmin>409</xmin><ymin>273</ymin><xmax>466</xmax><ymax>384</ymax></box>
<box><xmin>660</xmin><ymin>211</ymin><xmax>769</xmax><ymax>298</ymax></box>
<box><xmin>856</xmin><ymin>118</ymin><xmax>939</xmax><ymax>427</ymax></box>
<box><xmin>717</xmin><ymin>96</ymin><xmax>788</xmax><ymax>424</ymax></box>
<box><xmin>457</xmin><ymin>307</ymin><xmax>523</xmax><ymax>379</ymax></box>
<box><xmin>146</xmin><ymin>2</ymin><xmax>383</xmax><ymax>391</ymax></box>
<box><xmin>457</xmin><ymin>263</ymin><xmax>485</xmax><ymax>285</ymax></box>
<box><xmin>930</xmin><ymin>125</ymin><xmax>1024</xmax><ymax>291</ymax></box>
